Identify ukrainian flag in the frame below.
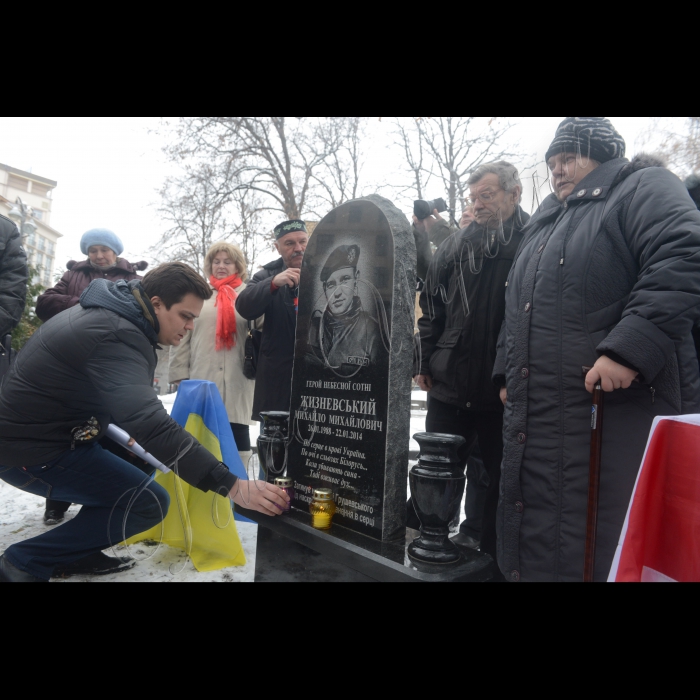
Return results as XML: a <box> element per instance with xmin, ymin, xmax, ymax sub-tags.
<box><xmin>128</xmin><ymin>381</ymin><xmax>249</xmax><ymax>572</ymax></box>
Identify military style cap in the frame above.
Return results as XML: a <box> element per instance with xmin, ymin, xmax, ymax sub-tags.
<box><xmin>321</xmin><ymin>245</ymin><xmax>360</xmax><ymax>283</ymax></box>
<box><xmin>274</xmin><ymin>220</ymin><xmax>308</xmax><ymax>240</ymax></box>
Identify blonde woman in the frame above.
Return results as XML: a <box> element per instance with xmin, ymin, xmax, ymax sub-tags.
<box><xmin>169</xmin><ymin>242</ymin><xmax>259</xmax><ymax>465</ymax></box>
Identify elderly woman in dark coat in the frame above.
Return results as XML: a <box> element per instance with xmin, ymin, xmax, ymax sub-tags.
<box><xmin>37</xmin><ymin>228</ymin><xmax>147</xmax><ymax>322</ymax></box>
<box><xmin>35</xmin><ymin>228</ymin><xmax>147</xmax><ymax>526</ymax></box>
<box><xmin>495</xmin><ymin>118</ymin><xmax>700</xmax><ymax>583</ymax></box>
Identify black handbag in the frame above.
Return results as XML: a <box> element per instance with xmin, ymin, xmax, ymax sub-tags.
<box><xmin>243</xmin><ymin>321</ymin><xmax>262</xmax><ymax>380</ymax></box>
<box><xmin>0</xmin><ymin>334</ymin><xmax>13</xmax><ymax>382</ymax></box>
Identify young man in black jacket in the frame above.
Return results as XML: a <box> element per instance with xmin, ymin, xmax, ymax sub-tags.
<box><xmin>0</xmin><ymin>214</ymin><xmax>28</xmax><ymax>375</ymax></box>
<box><xmin>0</xmin><ymin>263</ymin><xmax>288</xmax><ymax>583</ymax></box>
<box><xmin>414</xmin><ymin>162</ymin><xmax>528</xmax><ymax>570</ymax></box>
<box><xmin>236</xmin><ymin>220</ymin><xmax>309</xmax><ymax>421</ymax></box>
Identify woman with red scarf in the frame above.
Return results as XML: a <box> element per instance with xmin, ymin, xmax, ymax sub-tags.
<box><xmin>169</xmin><ymin>242</ymin><xmax>259</xmax><ymax>466</ymax></box>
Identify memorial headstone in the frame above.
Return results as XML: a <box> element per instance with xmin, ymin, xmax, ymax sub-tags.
<box><xmin>287</xmin><ymin>195</ymin><xmax>416</xmax><ymax>542</ymax></box>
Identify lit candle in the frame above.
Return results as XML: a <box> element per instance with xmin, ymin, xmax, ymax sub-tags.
<box><xmin>310</xmin><ymin>489</ymin><xmax>336</xmax><ymax>531</ymax></box>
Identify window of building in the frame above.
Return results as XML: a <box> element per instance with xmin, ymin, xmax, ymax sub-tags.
<box><xmin>38</xmin><ymin>236</ymin><xmax>46</xmax><ymax>251</ymax></box>
<box><xmin>32</xmin><ymin>182</ymin><xmax>51</xmax><ymax>198</ymax></box>
<box><xmin>47</xmin><ymin>241</ymin><xmax>55</xmax><ymax>255</ymax></box>
<box><xmin>26</xmin><ymin>232</ymin><xmax>36</xmax><ymax>247</ymax></box>
<box><xmin>43</xmin><ymin>272</ymin><xmax>51</xmax><ymax>286</ymax></box>
<box><xmin>36</xmin><ymin>252</ymin><xmax>44</xmax><ymax>268</ymax></box>
<box><xmin>32</xmin><ymin>210</ymin><xmax>44</xmax><ymax>221</ymax></box>
<box><xmin>7</xmin><ymin>174</ymin><xmax>29</xmax><ymax>192</ymax></box>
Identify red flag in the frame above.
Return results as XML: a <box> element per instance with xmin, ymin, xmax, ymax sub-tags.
<box><xmin>610</xmin><ymin>416</ymin><xmax>700</xmax><ymax>583</ymax></box>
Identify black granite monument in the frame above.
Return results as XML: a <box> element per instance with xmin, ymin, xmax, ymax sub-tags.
<box><xmin>287</xmin><ymin>195</ymin><xmax>416</xmax><ymax>542</ymax></box>
<box><xmin>242</xmin><ymin>195</ymin><xmax>496</xmax><ymax>582</ymax></box>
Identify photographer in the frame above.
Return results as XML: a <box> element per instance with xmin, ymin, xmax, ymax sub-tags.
<box><xmin>0</xmin><ymin>214</ymin><xmax>28</xmax><ymax>378</ymax></box>
<box><xmin>414</xmin><ymin>162</ymin><xmax>529</xmax><ymax>571</ymax></box>
<box><xmin>413</xmin><ymin>201</ymin><xmax>474</xmax><ymax>280</ymax></box>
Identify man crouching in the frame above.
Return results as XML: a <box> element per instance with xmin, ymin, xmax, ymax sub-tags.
<box><xmin>0</xmin><ymin>263</ymin><xmax>289</xmax><ymax>583</ymax></box>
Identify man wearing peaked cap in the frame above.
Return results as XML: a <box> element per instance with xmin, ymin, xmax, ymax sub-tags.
<box><xmin>307</xmin><ymin>244</ymin><xmax>387</xmax><ymax>378</ymax></box>
<box><xmin>237</xmin><ymin>219</ymin><xmax>309</xmax><ymax>419</ymax></box>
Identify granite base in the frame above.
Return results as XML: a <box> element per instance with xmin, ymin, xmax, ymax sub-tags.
<box><xmin>237</xmin><ymin>508</ymin><xmax>495</xmax><ymax>583</ymax></box>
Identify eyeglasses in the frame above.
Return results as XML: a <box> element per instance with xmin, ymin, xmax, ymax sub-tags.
<box><xmin>467</xmin><ymin>190</ymin><xmax>503</xmax><ymax>206</ymax></box>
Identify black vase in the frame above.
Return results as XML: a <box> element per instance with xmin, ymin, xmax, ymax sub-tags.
<box><xmin>408</xmin><ymin>433</ymin><xmax>467</xmax><ymax>565</ymax></box>
<box><xmin>258</xmin><ymin>412</ymin><xmax>290</xmax><ymax>483</ymax></box>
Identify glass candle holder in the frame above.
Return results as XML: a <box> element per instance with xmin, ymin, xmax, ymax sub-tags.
<box><xmin>310</xmin><ymin>489</ymin><xmax>336</xmax><ymax>531</ymax></box>
<box><xmin>274</xmin><ymin>477</ymin><xmax>294</xmax><ymax>514</ymax></box>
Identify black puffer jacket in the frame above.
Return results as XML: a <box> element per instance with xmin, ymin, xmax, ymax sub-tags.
<box><xmin>418</xmin><ymin>208</ymin><xmax>529</xmax><ymax>413</ymax></box>
<box><xmin>0</xmin><ymin>279</ymin><xmax>237</xmax><ymax>494</ymax></box>
<box><xmin>236</xmin><ymin>258</ymin><xmax>297</xmax><ymax>420</ymax></box>
<box><xmin>0</xmin><ymin>214</ymin><xmax>28</xmax><ymax>338</ymax></box>
<box><xmin>496</xmin><ymin>156</ymin><xmax>700</xmax><ymax>583</ymax></box>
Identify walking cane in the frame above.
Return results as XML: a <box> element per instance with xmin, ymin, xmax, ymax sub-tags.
<box><xmin>583</xmin><ymin>367</ymin><xmax>605</xmax><ymax>583</ymax></box>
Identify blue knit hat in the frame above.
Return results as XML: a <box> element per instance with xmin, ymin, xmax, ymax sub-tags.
<box><xmin>80</xmin><ymin>229</ymin><xmax>124</xmax><ymax>256</ymax></box>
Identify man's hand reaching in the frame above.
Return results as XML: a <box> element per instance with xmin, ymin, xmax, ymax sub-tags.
<box><xmin>230</xmin><ymin>480</ymin><xmax>290</xmax><ymax>517</ymax></box>
<box><xmin>413</xmin><ymin>210</ymin><xmax>445</xmax><ymax>237</ymax></box>
<box><xmin>273</xmin><ymin>268</ymin><xmax>301</xmax><ymax>289</ymax></box>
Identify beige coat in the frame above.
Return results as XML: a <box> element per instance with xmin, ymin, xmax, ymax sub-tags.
<box><xmin>169</xmin><ymin>284</ymin><xmax>257</xmax><ymax>426</ymax></box>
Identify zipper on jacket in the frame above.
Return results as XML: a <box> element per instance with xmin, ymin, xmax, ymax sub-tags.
<box><xmin>650</xmin><ymin>386</ymin><xmax>656</xmax><ymax>405</ymax></box>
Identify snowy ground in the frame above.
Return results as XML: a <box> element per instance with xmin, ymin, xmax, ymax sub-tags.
<box><xmin>0</xmin><ymin>479</ymin><xmax>258</xmax><ymax>582</ymax></box>
<box><xmin>0</xmin><ymin>393</ymin><xmax>448</xmax><ymax>582</ymax></box>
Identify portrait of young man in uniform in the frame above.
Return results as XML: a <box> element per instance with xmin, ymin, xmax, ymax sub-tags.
<box><xmin>307</xmin><ymin>244</ymin><xmax>387</xmax><ymax>378</ymax></box>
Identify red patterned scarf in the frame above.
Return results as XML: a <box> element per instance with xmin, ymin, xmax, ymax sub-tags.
<box><xmin>210</xmin><ymin>274</ymin><xmax>243</xmax><ymax>351</ymax></box>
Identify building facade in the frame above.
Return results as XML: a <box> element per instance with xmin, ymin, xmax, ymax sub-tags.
<box><xmin>0</xmin><ymin>163</ymin><xmax>62</xmax><ymax>287</ymax></box>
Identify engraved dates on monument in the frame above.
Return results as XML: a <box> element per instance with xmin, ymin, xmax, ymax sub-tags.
<box><xmin>287</xmin><ymin>195</ymin><xmax>416</xmax><ymax>542</ymax></box>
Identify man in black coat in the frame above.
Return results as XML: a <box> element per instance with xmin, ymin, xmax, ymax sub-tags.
<box><xmin>0</xmin><ymin>214</ymin><xmax>28</xmax><ymax>360</ymax></box>
<box><xmin>0</xmin><ymin>263</ymin><xmax>288</xmax><ymax>582</ymax></box>
<box><xmin>237</xmin><ymin>220</ymin><xmax>309</xmax><ymax>421</ymax></box>
<box><xmin>414</xmin><ymin>162</ymin><xmax>529</xmax><ymax>567</ymax></box>
<box><xmin>496</xmin><ymin>118</ymin><xmax>700</xmax><ymax>582</ymax></box>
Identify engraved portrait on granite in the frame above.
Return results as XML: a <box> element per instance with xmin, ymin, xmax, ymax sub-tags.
<box><xmin>306</xmin><ymin>243</ymin><xmax>390</xmax><ymax>379</ymax></box>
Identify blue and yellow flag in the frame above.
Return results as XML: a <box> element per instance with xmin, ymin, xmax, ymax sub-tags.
<box><xmin>128</xmin><ymin>381</ymin><xmax>249</xmax><ymax>572</ymax></box>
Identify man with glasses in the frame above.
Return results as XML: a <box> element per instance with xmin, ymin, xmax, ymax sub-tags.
<box><xmin>413</xmin><ymin>162</ymin><xmax>529</xmax><ymax>572</ymax></box>
<box><xmin>0</xmin><ymin>213</ymin><xmax>28</xmax><ymax>381</ymax></box>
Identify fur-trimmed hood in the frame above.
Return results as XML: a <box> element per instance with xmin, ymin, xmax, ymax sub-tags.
<box><xmin>613</xmin><ymin>153</ymin><xmax>667</xmax><ymax>187</ymax></box>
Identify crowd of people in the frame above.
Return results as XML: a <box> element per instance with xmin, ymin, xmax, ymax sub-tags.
<box><xmin>1</xmin><ymin>116</ymin><xmax>699</xmax><ymax>583</ymax></box>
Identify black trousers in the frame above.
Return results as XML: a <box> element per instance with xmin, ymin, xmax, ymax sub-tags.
<box><xmin>410</xmin><ymin>396</ymin><xmax>504</xmax><ymax>565</ymax></box>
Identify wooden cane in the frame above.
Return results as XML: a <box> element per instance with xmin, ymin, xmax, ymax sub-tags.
<box><xmin>584</xmin><ymin>378</ymin><xmax>605</xmax><ymax>583</ymax></box>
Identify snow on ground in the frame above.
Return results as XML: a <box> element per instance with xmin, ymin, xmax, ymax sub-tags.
<box><xmin>0</xmin><ymin>479</ymin><xmax>258</xmax><ymax>582</ymax></box>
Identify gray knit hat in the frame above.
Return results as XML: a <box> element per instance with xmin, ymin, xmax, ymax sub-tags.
<box><xmin>546</xmin><ymin>117</ymin><xmax>626</xmax><ymax>164</ymax></box>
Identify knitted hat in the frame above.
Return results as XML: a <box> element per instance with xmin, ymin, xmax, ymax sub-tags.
<box><xmin>546</xmin><ymin>117</ymin><xmax>626</xmax><ymax>165</ymax></box>
<box><xmin>274</xmin><ymin>220</ymin><xmax>307</xmax><ymax>240</ymax></box>
<box><xmin>80</xmin><ymin>229</ymin><xmax>124</xmax><ymax>256</ymax></box>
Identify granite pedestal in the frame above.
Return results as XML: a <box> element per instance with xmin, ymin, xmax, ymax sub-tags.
<box><xmin>237</xmin><ymin>507</ymin><xmax>495</xmax><ymax>583</ymax></box>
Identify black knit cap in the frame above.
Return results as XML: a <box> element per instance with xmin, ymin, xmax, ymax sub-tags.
<box><xmin>274</xmin><ymin>219</ymin><xmax>307</xmax><ymax>240</ymax></box>
<box><xmin>321</xmin><ymin>245</ymin><xmax>360</xmax><ymax>284</ymax></box>
<box><xmin>546</xmin><ymin>117</ymin><xmax>626</xmax><ymax>165</ymax></box>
